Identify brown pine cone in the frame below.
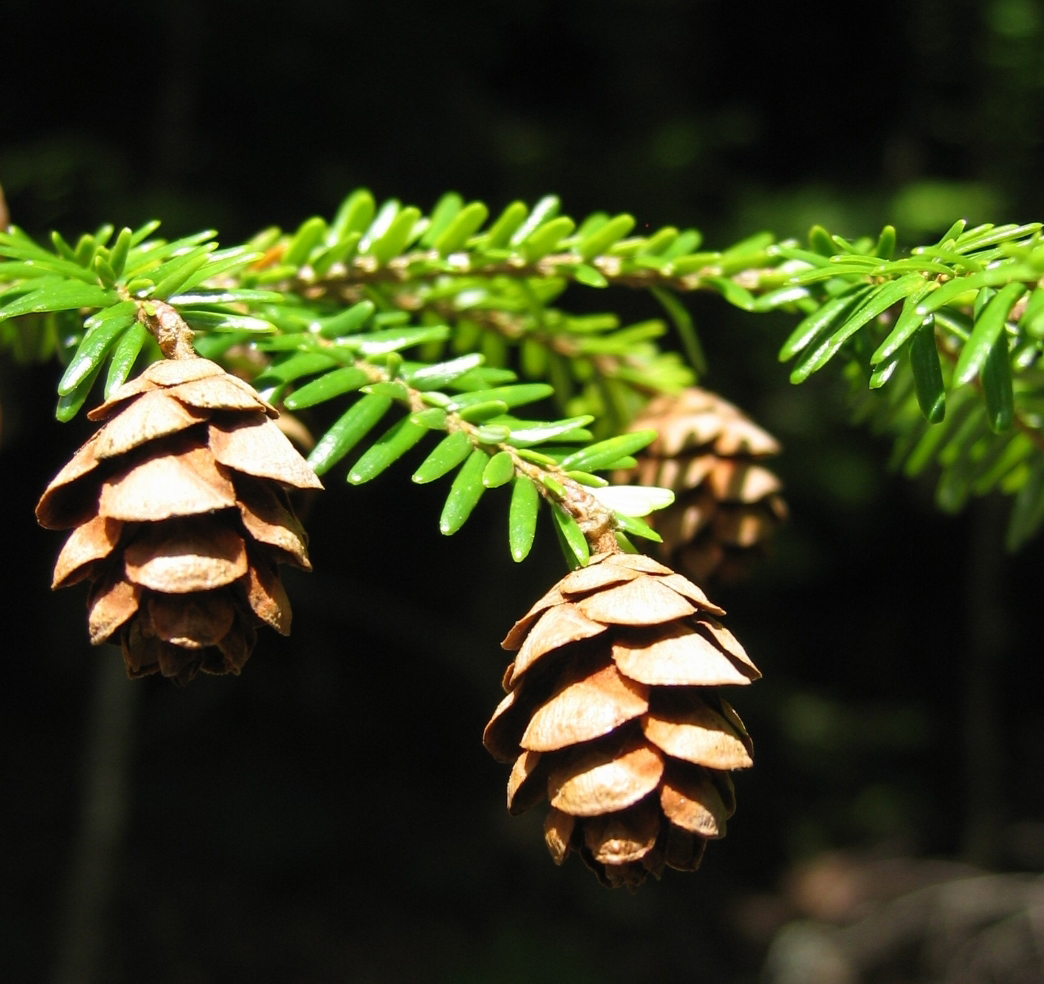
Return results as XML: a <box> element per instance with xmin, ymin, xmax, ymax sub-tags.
<box><xmin>624</xmin><ymin>387</ymin><xmax>787</xmax><ymax>583</ymax></box>
<box><xmin>36</xmin><ymin>356</ymin><xmax>322</xmax><ymax>684</ymax></box>
<box><xmin>483</xmin><ymin>551</ymin><xmax>758</xmax><ymax>888</ymax></box>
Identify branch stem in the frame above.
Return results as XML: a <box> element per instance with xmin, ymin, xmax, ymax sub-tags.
<box><xmin>309</xmin><ymin>340</ymin><xmax>621</xmax><ymax>553</ymax></box>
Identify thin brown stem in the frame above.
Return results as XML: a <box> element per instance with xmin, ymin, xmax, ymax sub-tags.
<box><xmin>136</xmin><ymin>299</ymin><xmax>196</xmax><ymax>360</ymax></box>
<box><xmin>291</xmin><ymin>252</ymin><xmax>784</xmax><ymax>297</ymax></box>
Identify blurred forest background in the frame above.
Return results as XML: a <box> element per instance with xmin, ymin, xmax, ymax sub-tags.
<box><xmin>4</xmin><ymin>1</ymin><xmax>1044</xmax><ymax>981</ymax></box>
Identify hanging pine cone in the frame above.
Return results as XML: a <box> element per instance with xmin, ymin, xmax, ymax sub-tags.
<box><xmin>623</xmin><ymin>387</ymin><xmax>787</xmax><ymax>583</ymax></box>
<box><xmin>483</xmin><ymin>550</ymin><xmax>759</xmax><ymax>888</ymax></box>
<box><xmin>36</xmin><ymin>337</ymin><xmax>322</xmax><ymax>684</ymax></box>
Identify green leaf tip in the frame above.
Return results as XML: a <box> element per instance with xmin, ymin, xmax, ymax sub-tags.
<box><xmin>981</xmin><ymin>332</ymin><xmax>1014</xmax><ymax>433</ymax></box>
<box><xmin>413</xmin><ymin>431</ymin><xmax>473</xmax><ymax>483</ymax></box>
<box><xmin>56</xmin><ymin>304</ymin><xmax>137</xmax><ymax>397</ymax></box>
<box><xmin>508</xmin><ymin>476</ymin><xmax>540</xmax><ymax>561</ymax></box>
<box><xmin>559</xmin><ymin>431</ymin><xmax>658</xmax><ymax>473</ymax></box>
<box><xmin>909</xmin><ymin>320</ymin><xmax>946</xmax><ymax>424</ymax></box>
<box><xmin>589</xmin><ymin>485</ymin><xmax>674</xmax><ymax>517</ymax></box>
<box><xmin>347</xmin><ymin>418</ymin><xmax>428</xmax><ymax>484</ymax></box>
<box><xmin>953</xmin><ymin>282</ymin><xmax>1024</xmax><ymax>386</ymax></box>
<box><xmin>307</xmin><ymin>393</ymin><xmax>393</xmax><ymax>475</ymax></box>
<box><xmin>551</xmin><ymin>502</ymin><xmax>590</xmax><ymax>568</ymax></box>
<box><xmin>482</xmin><ymin>450</ymin><xmax>516</xmax><ymax>488</ymax></box>
<box><xmin>440</xmin><ymin>449</ymin><xmax>489</xmax><ymax>534</ymax></box>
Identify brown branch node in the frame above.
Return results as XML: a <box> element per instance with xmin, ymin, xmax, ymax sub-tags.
<box><xmin>138</xmin><ymin>300</ymin><xmax>196</xmax><ymax>360</ymax></box>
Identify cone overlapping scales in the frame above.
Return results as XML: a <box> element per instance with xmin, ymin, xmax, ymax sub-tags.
<box><xmin>483</xmin><ymin>551</ymin><xmax>758</xmax><ymax>888</ymax></box>
<box><xmin>622</xmin><ymin>387</ymin><xmax>787</xmax><ymax>583</ymax></box>
<box><xmin>37</xmin><ymin>357</ymin><xmax>322</xmax><ymax>684</ymax></box>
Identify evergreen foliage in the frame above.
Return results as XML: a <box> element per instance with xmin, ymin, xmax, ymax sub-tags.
<box><xmin>4</xmin><ymin>192</ymin><xmax>1044</xmax><ymax>557</ymax></box>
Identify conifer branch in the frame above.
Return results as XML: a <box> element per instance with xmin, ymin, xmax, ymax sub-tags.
<box><xmin>6</xmin><ymin>195</ymin><xmax>1044</xmax><ymax>554</ymax></box>
<box><xmin>283</xmin><ymin>336</ymin><xmax>625</xmax><ymax>554</ymax></box>
<box><xmin>288</xmin><ymin>247</ymin><xmax>788</xmax><ymax>297</ymax></box>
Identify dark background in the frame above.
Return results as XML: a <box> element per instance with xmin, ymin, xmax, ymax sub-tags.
<box><xmin>3</xmin><ymin>1</ymin><xmax>1044</xmax><ymax>981</ymax></box>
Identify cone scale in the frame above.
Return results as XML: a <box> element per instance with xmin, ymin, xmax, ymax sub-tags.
<box><xmin>37</xmin><ymin>350</ymin><xmax>322</xmax><ymax>684</ymax></box>
<box><xmin>623</xmin><ymin>387</ymin><xmax>787</xmax><ymax>583</ymax></box>
<box><xmin>484</xmin><ymin>550</ymin><xmax>758</xmax><ymax>888</ymax></box>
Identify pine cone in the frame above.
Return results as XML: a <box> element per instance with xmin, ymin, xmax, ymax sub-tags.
<box><xmin>36</xmin><ymin>356</ymin><xmax>322</xmax><ymax>684</ymax></box>
<box><xmin>483</xmin><ymin>551</ymin><xmax>759</xmax><ymax>888</ymax></box>
<box><xmin>625</xmin><ymin>387</ymin><xmax>787</xmax><ymax>583</ymax></box>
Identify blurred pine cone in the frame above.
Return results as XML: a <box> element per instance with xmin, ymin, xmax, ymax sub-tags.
<box><xmin>484</xmin><ymin>551</ymin><xmax>758</xmax><ymax>888</ymax></box>
<box><xmin>36</xmin><ymin>356</ymin><xmax>322</xmax><ymax>684</ymax></box>
<box><xmin>623</xmin><ymin>388</ymin><xmax>787</xmax><ymax>583</ymax></box>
